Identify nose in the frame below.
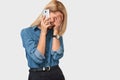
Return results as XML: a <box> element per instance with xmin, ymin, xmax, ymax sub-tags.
<box><xmin>49</xmin><ymin>18</ymin><xmax>54</xmax><ymax>26</ymax></box>
<box><xmin>50</xmin><ymin>17</ymin><xmax>55</xmax><ymax>22</ymax></box>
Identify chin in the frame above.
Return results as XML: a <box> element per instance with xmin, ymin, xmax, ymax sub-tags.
<box><xmin>48</xmin><ymin>27</ymin><xmax>52</xmax><ymax>30</ymax></box>
<box><xmin>48</xmin><ymin>25</ymin><xmax>54</xmax><ymax>29</ymax></box>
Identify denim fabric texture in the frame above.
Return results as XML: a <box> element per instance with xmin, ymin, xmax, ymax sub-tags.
<box><xmin>20</xmin><ymin>26</ymin><xmax>64</xmax><ymax>68</ymax></box>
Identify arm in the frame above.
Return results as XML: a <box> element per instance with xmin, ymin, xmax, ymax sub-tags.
<box><xmin>21</xmin><ymin>16</ymin><xmax>51</xmax><ymax>64</ymax></box>
<box><xmin>37</xmin><ymin>16</ymin><xmax>51</xmax><ymax>55</ymax></box>
<box><xmin>52</xmin><ymin>31</ymin><xmax>60</xmax><ymax>51</ymax></box>
<box><xmin>21</xmin><ymin>29</ymin><xmax>45</xmax><ymax>64</ymax></box>
<box><xmin>51</xmin><ymin>35</ymin><xmax>64</xmax><ymax>60</ymax></box>
<box><xmin>51</xmin><ymin>13</ymin><xmax>64</xmax><ymax>60</ymax></box>
<box><xmin>37</xmin><ymin>32</ymin><xmax>46</xmax><ymax>56</ymax></box>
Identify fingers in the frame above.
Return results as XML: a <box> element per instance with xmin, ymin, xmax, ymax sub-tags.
<box><xmin>41</xmin><ymin>16</ymin><xmax>51</xmax><ymax>28</ymax></box>
<box><xmin>45</xmin><ymin>18</ymin><xmax>50</xmax><ymax>25</ymax></box>
<box><xmin>42</xmin><ymin>16</ymin><xmax>50</xmax><ymax>23</ymax></box>
<box><xmin>54</xmin><ymin>16</ymin><xmax>62</xmax><ymax>27</ymax></box>
<box><xmin>56</xmin><ymin>16</ymin><xmax>63</xmax><ymax>23</ymax></box>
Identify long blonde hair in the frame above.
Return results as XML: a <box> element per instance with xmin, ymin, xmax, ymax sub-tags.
<box><xmin>31</xmin><ymin>0</ymin><xmax>67</xmax><ymax>36</ymax></box>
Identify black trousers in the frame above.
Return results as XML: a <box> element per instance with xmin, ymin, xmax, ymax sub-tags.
<box><xmin>28</xmin><ymin>66</ymin><xmax>65</xmax><ymax>80</ymax></box>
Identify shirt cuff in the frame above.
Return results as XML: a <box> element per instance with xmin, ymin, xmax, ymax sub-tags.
<box><xmin>34</xmin><ymin>49</ymin><xmax>45</xmax><ymax>60</ymax></box>
<box><xmin>51</xmin><ymin>46</ymin><xmax>64</xmax><ymax>55</ymax></box>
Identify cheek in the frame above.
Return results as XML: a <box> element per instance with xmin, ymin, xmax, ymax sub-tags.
<box><xmin>50</xmin><ymin>18</ymin><xmax>55</xmax><ymax>23</ymax></box>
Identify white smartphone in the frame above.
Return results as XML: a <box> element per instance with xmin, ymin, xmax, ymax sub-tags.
<box><xmin>42</xmin><ymin>9</ymin><xmax>50</xmax><ymax>19</ymax></box>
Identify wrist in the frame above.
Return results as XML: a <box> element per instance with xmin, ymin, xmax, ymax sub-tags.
<box><xmin>53</xmin><ymin>30</ymin><xmax>59</xmax><ymax>35</ymax></box>
<box><xmin>41</xmin><ymin>30</ymin><xmax>47</xmax><ymax>36</ymax></box>
<box><xmin>52</xmin><ymin>34</ymin><xmax>60</xmax><ymax>40</ymax></box>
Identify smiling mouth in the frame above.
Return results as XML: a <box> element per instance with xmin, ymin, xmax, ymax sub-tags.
<box><xmin>48</xmin><ymin>25</ymin><xmax>54</xmax><ymax>29</ymax></box>
<box><xmin>49</xmin><ymin>23</ymin><xmax>55</xmax><ymax>27</ymax></box>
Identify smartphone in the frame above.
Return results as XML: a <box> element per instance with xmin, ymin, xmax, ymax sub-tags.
<box><xmin>42</xmin><ymin>9</ymin><xmax>50</xmax><ymax>19</ymax></box>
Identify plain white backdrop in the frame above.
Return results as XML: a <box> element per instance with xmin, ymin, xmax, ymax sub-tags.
<box><xmin>0</xmin><ymin>0</ymin><xmax>120</xmax><ymax>80</ymax></box>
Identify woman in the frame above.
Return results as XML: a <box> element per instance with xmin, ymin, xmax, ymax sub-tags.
<box><xmin>20</xmin><ymin>0</ymin><xmax>67</xmax><ymax>80</ymax></box>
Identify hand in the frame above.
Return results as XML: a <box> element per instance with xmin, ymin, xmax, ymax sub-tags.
<box><xmin>40</xmin><ymin>16</ymin><xmax>51</xmax><ymax>35</ymax></box>
<box><xmin>53</xmin><ymin>15</ymin><xmax>63</xmax><ymax>35</ymax></box>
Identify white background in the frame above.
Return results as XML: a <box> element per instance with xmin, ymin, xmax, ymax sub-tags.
<box><xmin>0</xmin><ymin>0</ymin><xmax>120</xmax><ymax>80</ymax></box>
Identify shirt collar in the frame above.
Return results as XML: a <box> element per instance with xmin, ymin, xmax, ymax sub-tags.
<box><xmin>32</xmin><ymin>25</ymin><xmax>53</xmax><ymax>33</ymax></box>
<box><xmin>32</xmin><ymin>25</ymin><xmax>40</xmax><ymax>31</ymax></box>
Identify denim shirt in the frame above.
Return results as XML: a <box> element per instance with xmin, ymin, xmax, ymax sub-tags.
<box><xmin>20</xmin><ymin>26</ymin><xmax>64</xmax><ymax>68</ymax></box>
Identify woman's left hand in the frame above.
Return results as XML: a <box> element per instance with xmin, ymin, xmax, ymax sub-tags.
<box><xmin>53</xmin><ymin>15</ymin><xmax>63</xmax><ymax>35</ymax></box>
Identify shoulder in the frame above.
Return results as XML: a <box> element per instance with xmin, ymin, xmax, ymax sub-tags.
<box><xmin>20</xmin><ymin>26</ymin><xmax>35</xmax><ymax>37</ymax></box>
<box><xmin>21</xmin><ymin>26</ymin><xmax>33</xmax><ymax>32</ymax></box>
<box><xmin>21</xmin><ymin>25</ymin><xmax>36</xmax><ymax>34</ymax></box>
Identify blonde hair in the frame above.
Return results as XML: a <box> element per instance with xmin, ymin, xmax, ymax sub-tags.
<box><xmin>31</xmin><ymin>0</ymin><xmax>67</xmax><ymax>36</ymax></box>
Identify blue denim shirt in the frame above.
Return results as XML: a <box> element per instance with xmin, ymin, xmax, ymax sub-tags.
<box><xmin>20</xmin><ymin>26</ymin><xmax>64</xmax><ymax>68</ymax></box>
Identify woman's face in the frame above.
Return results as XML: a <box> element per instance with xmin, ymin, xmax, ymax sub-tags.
<box><xmin>48</xmin><ymin>11</ymin><xmax>63</xmax><ymax>29</ymax></box>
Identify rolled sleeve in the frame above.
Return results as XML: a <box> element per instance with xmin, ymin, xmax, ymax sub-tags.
<box><xmin>51</xmin><ymin>36</ymin><xmax>64</xmax><ymax>60</ymax></box>
<box><xmin>21</xmin><ymin>29</ymin><xmax>45</xmax><ymax>64</ymax></box>
<box><xmin>34</xmin><ymin>49</ymin><xmax>45</xmax><ymax>60</ymax></box>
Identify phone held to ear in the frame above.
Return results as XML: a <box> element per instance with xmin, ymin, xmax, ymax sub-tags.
<box><xmin>42</xmin><ymin>9</ymin><xmax>50</xmax><ymax>19</ymax></box>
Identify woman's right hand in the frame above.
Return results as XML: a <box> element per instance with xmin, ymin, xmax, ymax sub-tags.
<box><xmin>40</xmin><ymin>16</ymin><xmax>51</xmax><ymax>35</ymax></box>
